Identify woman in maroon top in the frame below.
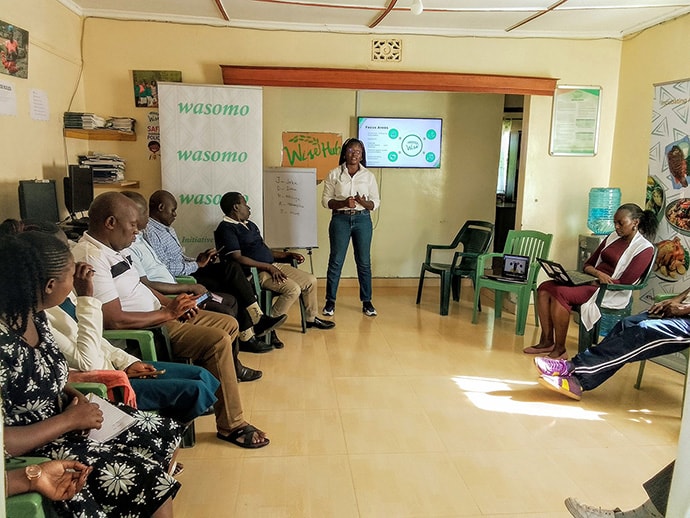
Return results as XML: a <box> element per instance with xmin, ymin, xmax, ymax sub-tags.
<box><xmin>525</xmin><ymin>203</ymin><xmax>658</xmax><ymax>359</ymax></box>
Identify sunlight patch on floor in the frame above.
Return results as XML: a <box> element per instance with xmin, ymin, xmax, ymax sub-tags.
<box><xmin>453</xmin><ymin>375</ymin><xmax>605</xmax><ymax>420</ymax></box>
<box><xmin>626</xmin><ymin>408</ymin><xmax>657</xmax><ymax>424</ymax></box>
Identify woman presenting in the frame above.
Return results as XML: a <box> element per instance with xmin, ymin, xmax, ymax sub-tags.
<box><xmin>524</xmin><ymin>203</ymin><xmax>657</xmax><ymax>359</ymax></box>
<box><xmin>321</xmin><ymin>138</ymin><xmax>380</xmax><ymax>317</ymax></box>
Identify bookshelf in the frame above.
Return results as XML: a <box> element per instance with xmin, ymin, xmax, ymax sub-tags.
<box><xmin>94</xmin><ymin>181</ymin><xmax>140</xmax><ymax>189</ymax></box>
<box><xmin>63</xmin><ymin>129</ymin><xmax>136</xmax><ymax>141</ymax></box>
<box><xmin>64</xmin><ymin>126</ymin><xmax>138</xmax><ymax>187</ymax></box>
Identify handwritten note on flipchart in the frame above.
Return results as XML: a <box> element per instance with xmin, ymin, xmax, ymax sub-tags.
<box><xmin>262</xmin><ymin>167</ymin><xmax>318</xmax><ymax>249</ymax></box>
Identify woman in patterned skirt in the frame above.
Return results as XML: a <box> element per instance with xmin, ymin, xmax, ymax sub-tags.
<box><xmin>0</xmin><ymin>231</ymin><xmax>182</xmax><ymax>517</ymax></box>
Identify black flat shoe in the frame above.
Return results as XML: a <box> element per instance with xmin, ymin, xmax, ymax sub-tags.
<box><xmin>236</xmin><ymin>364</ymin><xmax>263</xmax><ymax>382</ymax></box>
<box><xmin>216</xmin><ymin>425</ymin><xmax>269</xmax><ymax>449</ymax></box>
<box><xmin>271</xmin><ymin>331</ymin><xmax>284</xmax><ymax>349</ymax></box>
<box><xmin>306</xmin><ymin>317</ymin><xmax>336</xmax><ymax>330</ymax></box>
<box><xmin>253</xmin><ymin>313</ymin><xmax>287</xmax><ymax>337</ymax></box>
<box><xmin>238</xmin><ymin>336</ymin><xmax>273</xmax><ymax>353</ymax></box>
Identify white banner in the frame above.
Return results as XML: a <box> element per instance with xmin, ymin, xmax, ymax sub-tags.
<box><xmin>644</xmin><ymin>79</ymin><xmax>690</xmax><ymax>518</ymax></box>
<box><xmin>158</xmin><ymin>83</ymin><xmax>263</xmax><ymax>256</ymax></box>
<box><xmin>643</xmin><ymin>80</ymin><xmax>690</xmax><ymax>303</ymax></box>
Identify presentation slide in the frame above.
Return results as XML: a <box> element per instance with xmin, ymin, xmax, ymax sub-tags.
<box><xmin>358</xmin><ymin>117</ymin><xmax>442</xmax><ymax>168</ymax></box>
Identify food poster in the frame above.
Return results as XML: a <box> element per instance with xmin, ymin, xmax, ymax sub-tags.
<box><xmin>642</xmin><ymin>79</ymin><xmax>690</xmax><ymax>304</ymax></box>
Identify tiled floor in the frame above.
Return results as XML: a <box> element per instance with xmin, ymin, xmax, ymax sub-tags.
<box><xmin>173</xmin><ymin>285</ymin><xmax>683</xmax><ymax>517</ymax></box>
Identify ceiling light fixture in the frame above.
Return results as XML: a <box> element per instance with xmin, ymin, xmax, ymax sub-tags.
<box><xmin>410</xmin><ymin>0</ymin><xmax>423</xmax><ymax>16</ymax></box>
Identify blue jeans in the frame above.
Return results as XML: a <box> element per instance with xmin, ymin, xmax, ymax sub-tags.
<box><xmin>129</xmin><ymin>361</ymin><xmax>219</xmax><ymax>423</ymax></box>
<box><xmin>571</xmin><ymin>312</ymin><xmax>690</xmax><ymax>391</ymax></box>
<box><xmin>326</xmin><ymin>211</ymin><xmax>373</xmax><ymax>302</ymax></box>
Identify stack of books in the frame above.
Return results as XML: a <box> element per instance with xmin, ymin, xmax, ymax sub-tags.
<box><xmin>64</xmin><ymin>112</ymin><xmax>107</xmax><ymax>130</ymax></box>
<box><xmin>107</xmin><ymin>117</ymin><xmax>136</xmax><ymax>133</ymax></box>
<box><xmin>78</xmin><ymin>153</ymin><xmax>126</xmax><ymax>183</ymax></box>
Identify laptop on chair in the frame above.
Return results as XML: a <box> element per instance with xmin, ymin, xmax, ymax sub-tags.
<box><xmin>537</xmin><ymin>258</ymin><xmax>598</xmax><ymax>286</ymax></box>
<box><xmin>483</xmin><ymin>254</ymin><xmax>530</xmax><ymax>283</ymax></box>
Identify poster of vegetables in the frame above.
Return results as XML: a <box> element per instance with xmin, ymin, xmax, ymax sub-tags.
<box><xmin>642</xmin><ymin>80</ymin><xmax>690</xmax><ymax>303</ymax></box>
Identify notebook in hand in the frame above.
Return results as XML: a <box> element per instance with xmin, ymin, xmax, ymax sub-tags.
<box><xmin>537</xmin><ymin>258</ymin><xmax>598</xmax><ymax>286</ymax></box>
<box><xmin>484</xmin><ymin>254</ymin><xmax>530</xmax><ymax>283</ymax></box>
<box><xmin>86</xmin><ymin>392</ymin><xmax>136</xmax><ymax>443</ymax></box>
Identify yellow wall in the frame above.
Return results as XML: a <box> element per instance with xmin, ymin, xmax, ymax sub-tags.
<box><xmin>611</xmin><ymin>15</ymin><xmax>690</xmax><ymax>204</ymax></box>
<box><xmin>78</xmin><ymin>18</ymin><xmax>626</xmax><ymax>275</ymax></box>
<box><xmin>0</xmin><ymin>0</ymin><xmax>84</xmax><ymax>219</ymax></box>
<box><xmin>263</xmin><ymin>88</ymin><xmax>503</xmax><ymax>276</ymax></box>
<box><xmin>1</xmin><ymin>0</ymin><xmax>645</xmax><ymax>278</ymax></box>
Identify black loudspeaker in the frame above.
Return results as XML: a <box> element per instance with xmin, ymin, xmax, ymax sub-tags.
<box><xmin>64</xmin><ymin>165</ymin><xmax>94</xmax><ymax>214</ymax></box>
<box><xmin>18</xmin><ymin>179</ymin><xmax>60</xmax><ymax>223</ymax></box>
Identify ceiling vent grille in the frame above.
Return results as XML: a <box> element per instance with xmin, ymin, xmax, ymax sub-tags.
<box><xmin>372</xmin><ymin>39</ymin><xmax>401</xmax><ymax>62</ymax></box>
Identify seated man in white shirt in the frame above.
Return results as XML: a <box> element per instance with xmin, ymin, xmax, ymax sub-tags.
<box><xmin>71</xmin><ymin>191</ymin><xmax>269</xmax><ymax>449</ymax></box>
<box><xmin>46</xmin><ymin>261</ymin><xmax>220</xmax><ymax>423</ymax></box>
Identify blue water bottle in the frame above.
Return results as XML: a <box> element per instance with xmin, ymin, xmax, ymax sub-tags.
<box><xmin>587</xmin><ymin>187</ymin><xmax>621</xmax><ymax>235</ymax></box>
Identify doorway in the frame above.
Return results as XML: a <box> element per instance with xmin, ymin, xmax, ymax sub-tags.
<box><xmin>494</xmin><ymin>95</ymin><xmax>523</xmax><ymax>252</ymax></box>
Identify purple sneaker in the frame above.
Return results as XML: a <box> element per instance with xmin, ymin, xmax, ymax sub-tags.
<box><xmin>534</xmin><ymin>357</ymin><xmax>574</xmax><ymax>377</ymax></box>
<box><xmin>538</xmin><ymin>375</ymin><xmax>582</xmax><ymax>401</ymax></box>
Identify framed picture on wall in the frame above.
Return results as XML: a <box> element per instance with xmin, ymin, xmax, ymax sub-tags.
<box><xmin>549</xmin><ymin>85</ymin><xmax>602</xmax><ymax>156</ymax></box>
<box><xmin>0</xmin><ymin>19</ymin><xmax>28</xmax><ymax>79</ymax></box>
<box><xmin>133</xmin><ymin>70</ymin><xmax>182</xmax><ymax>108</ymax></box>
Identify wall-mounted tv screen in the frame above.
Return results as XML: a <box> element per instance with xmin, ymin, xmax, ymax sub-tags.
<box><xmin>357</xmin><ymin>116</ymin><xmax>442</xmax><ymax>169</ymax></box>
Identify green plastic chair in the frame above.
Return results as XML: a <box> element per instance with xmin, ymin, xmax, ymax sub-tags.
<box><xmin>103</xmin><ymin>329</ymin><xmax>160</xmax><ymax>360</ymax></box>
<box><xmin>250</xmin><ymin>262</ymin><xmax>307</xmax><ymax>338</ymax></box>
<box><xmin>576</xmin><ymin>247</ymin><xmax>657</xmax><ymax>353</ymax></box>
<box><xmin>67</xmin><ymin>381</ymin><xmax>108</xmax><ymax>400</ymax></box>
<box><xmin>416</xmin><ymin>220</ymin><xmax>494</xmax><ymax>315</ymax></box>
<box><xmin>471</xmin><ymin>229</ymin><xmax>553</xmax><ymax>336</ymax></box>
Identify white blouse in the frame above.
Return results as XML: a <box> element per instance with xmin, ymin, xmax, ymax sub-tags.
<box><xmin>321</xmin><ymin>164</ymin><xmax>380</xmax><ymax>211</ymax></box>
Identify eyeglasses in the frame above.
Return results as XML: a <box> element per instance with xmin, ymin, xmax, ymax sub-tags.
<box><xmin>345</xmin><ymin>148</ymin><xmax>362</xmax><ymax>155</ymax></box>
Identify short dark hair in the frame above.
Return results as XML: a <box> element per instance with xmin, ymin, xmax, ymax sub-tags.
<box><xmin>121</xmin><ymin>191</ymin><xmax>147</xmax><ymax>211</ymax></box>
<box><xmin>149</xmin><ymin>190</ymin><xmax>175</xmax><ymax>213</ymax></box>
<box><xmin>220</xmin><ymin>192</ymin><xmax>245</xmax><ymax>216</ymax></box>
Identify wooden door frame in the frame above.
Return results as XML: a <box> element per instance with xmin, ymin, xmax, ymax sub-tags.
<box><xmin>220</xmin><ymin>65</ymin><xmax>557</xmax><ymax>96</ymax></box>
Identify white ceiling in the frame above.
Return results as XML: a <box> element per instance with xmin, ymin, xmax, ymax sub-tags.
<box><xmin>57</xmin><ymin>0</ymin><xmax>690</xmax><ymax>39</ymax></box>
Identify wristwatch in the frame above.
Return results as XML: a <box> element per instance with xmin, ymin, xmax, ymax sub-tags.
<box><xmin>25</xmin><ymin>464</ymin><xmax>42</xmax><ymax>483</ymax></box>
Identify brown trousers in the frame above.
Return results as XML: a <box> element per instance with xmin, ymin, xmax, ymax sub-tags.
<box><xmin>164</xmin><ymin>309</ymin><xmax>240</xmax><ymax>434</ymax></box>
<box><xmin>259</xmin><ymin>263</ymin><xmax>318</xmax><ymax>321</ymax></box>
